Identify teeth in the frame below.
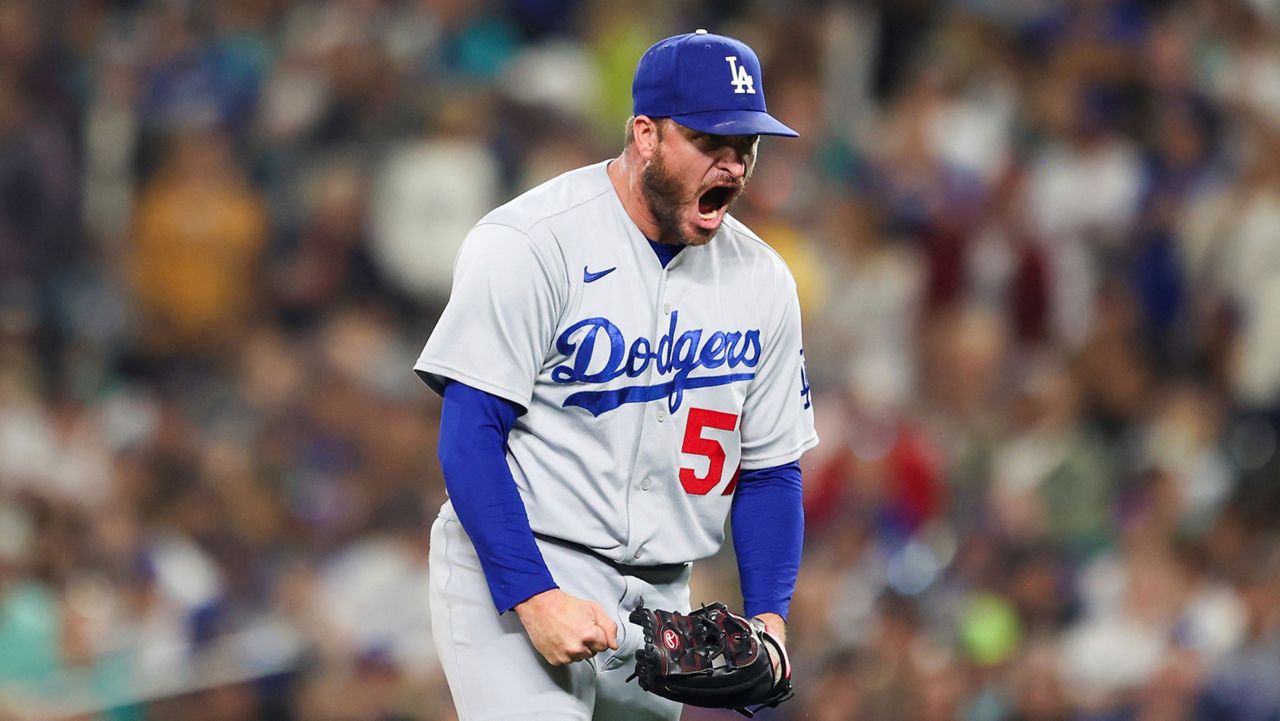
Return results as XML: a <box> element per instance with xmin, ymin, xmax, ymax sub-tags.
<box><xmin>699</xmin><ymin>210</ymin><xmax>717</xmax><ymax>220</ymax></box>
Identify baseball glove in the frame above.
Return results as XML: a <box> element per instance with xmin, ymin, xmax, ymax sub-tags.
<box><xmin>626</xmin><ymin>601</ymin><xmax>793</xmax><ymax>718</ymax></box>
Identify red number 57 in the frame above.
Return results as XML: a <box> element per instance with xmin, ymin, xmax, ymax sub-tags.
<box><xmin>679</xmin><ymin>407</ymin><xmax>740</xmax><ymax>495</ymax></box>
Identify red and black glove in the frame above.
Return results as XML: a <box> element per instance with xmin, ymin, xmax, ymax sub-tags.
<box><xmin>627</xmin><ymin>601</ymin><xmax>793</xmax><ymax>718</ymax></box>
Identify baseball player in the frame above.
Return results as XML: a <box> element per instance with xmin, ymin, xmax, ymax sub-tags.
<box><xmin>414</xmin><ymin>29</ymin><xmax>818</xmax><ymax>720</ymax></box>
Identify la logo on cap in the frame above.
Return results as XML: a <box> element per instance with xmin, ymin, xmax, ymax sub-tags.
<box><xmin>725</xmin><ymin>56</ymin><xmax>756</xmax><ymax>95</ymax></box>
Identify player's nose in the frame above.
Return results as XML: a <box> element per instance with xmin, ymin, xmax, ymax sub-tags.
<box><xmin>714</xmin><ymin>148</ymin><xmax>748</xmax><ymax>179</ymax></box>
<box><xmin>708</xmin><ymin>140</ymin><xmax>751</xmax><ymax>179</ymax></box>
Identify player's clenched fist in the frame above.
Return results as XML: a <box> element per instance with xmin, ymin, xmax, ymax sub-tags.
<box><xmin>514</xmin><ymin>588</ymin><xmax>619</xmax><ymax>665</ymax></box>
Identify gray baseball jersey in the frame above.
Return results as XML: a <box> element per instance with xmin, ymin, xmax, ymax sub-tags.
<box><xmin>415</xmin><ymin>160</ymin><xmax>818</xmax><ymax>566</ymax></box>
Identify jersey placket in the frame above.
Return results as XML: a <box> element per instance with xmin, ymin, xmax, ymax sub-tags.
<box><xmin>622</xmin><ymin>249</ymin><xmax>685</xmax><ymax>563</ymax></box>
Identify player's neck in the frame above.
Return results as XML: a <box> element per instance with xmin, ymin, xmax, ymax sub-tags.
<box><xmin>607</xmin><ymin>154</ymin><xmax>665</xmax><ymax>243</ymax></box>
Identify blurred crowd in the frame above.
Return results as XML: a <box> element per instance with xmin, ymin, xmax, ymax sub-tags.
<box><xmin>2</xmin><ymin>0</ymin><xmax>1280</xmax><ymax>719</ymax></box>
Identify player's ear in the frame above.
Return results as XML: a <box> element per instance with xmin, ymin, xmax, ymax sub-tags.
<box><xmin>632</xmin><ymin>115</ymin><xmax>662</xmax><ymax>161</ymax></box>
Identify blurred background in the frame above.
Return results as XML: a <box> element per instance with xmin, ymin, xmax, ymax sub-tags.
<box><xmin>2</xmin><ymin>0</ymin><xmax>1280</xmax><ymax>719</ymax></box>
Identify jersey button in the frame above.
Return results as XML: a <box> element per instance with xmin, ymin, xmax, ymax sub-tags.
<box><xmin>640</xmin><ymin>477</ymin><xmax>652</xmax><ymax>491</ymax></box>
<box><xmin>633</xmin><ymin>549</ymin><xmax>644</xmax><ymax>560</ymax></box>
<box><xmin>656</xmin><ymin>408</ymin><xmax>667</xmax><ymax>422</ymax></box>
<box><xmin>663</xmin><ymin>302</ymin><xmax>671</xmax><ymax>314</ymax></box>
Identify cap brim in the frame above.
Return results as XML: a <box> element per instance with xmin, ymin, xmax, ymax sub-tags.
<box><xmin>669</xmin><ymin>110</ymin><xmax>799</xmax><ymax>138</ymax></box>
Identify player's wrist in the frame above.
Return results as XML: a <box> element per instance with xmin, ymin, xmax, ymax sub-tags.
<box><xmin>752</xmin><ymin>612</ymin><xmax>786</xmax><ymax>645</ymax></box>
<box><xmin>513</xmin><ymin>587</ymin><xmax>562</xmax><ymax>618</ymax></box>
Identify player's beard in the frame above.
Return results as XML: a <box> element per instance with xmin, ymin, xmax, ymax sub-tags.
<box><xmin>641</xmin><ymin>143</ymin><xmax>744</xmax><ymax>247</ymax></box>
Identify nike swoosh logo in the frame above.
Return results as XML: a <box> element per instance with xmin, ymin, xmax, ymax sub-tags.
<box><xmin>583</xmin><ymin>266</ymin><xmax>617</xmax><ymax>283</ymax></box>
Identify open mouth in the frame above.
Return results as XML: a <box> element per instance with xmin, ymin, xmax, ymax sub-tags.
<box><xmin>697</xmin><ymin>185</ymin><xmax>737</xmax><ymax>222</ymax></box>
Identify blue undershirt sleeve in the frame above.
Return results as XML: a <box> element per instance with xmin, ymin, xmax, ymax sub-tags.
<box><xmin>437</xmin><ymin>382</ymin><xmax>558</xmax><ymax>613</ymax></box>
<box><xmin>731</xmin><ymin>461</ymin><xmax>804</xmax><ymax>620</ymax></box>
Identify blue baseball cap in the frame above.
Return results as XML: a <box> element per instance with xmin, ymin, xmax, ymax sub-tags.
<box><xmin>632</xmin><ymin>29</ymin><xmax>799</xmax><ymax>138</ymax></box>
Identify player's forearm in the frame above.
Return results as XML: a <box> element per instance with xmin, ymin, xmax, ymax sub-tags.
<box><xmin>439</xmin><ymin>382</ymin><xmax>558</xmax><ymax>612</ymax></box>
<box><xmin>730</xmin><ymin>461</ymin><xmax>803</xmax><ymax>620</ymax></box>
